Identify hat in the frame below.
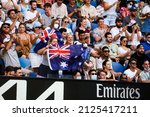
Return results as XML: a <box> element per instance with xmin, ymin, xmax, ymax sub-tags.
<box><xmin>33</xmin><ymin>21</ymin><xmax>42</xmax><ymax>28</ymax></box>
<box><xmin>115</xmin><ymin>18</ymin><xmax>123</xmax><ymax>23</ymax></box>
<box><xmin>130</xmin><ymin>6</ymin><xmax>137</xmax><ymax>12</ymax></box>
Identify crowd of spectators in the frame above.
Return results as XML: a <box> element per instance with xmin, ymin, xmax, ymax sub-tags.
<box><xmin>0</xmin><ymin>0</ymin><xmax>149</xmax><ymax>83</ymax></box>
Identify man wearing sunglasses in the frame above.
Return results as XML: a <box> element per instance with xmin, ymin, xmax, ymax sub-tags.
<box><xmin>0</xmin><ymin>23</ymin><xmax>20</xmax><ymax>68</ymax></box>
<box><xmin>123</xmin><ymin>58</ymin><xmax>141</xmax><ymax>82</ymax></box>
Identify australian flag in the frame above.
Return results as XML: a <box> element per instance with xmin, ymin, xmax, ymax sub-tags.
<box><xmin>47</xmin><ymin>44</ymin><xmax>84</xmax><ymax>71</ymax></box>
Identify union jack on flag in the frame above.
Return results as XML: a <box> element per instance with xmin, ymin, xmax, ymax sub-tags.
<box><xmin>48</xmin><ymin>44</ymin><xmax>71</xmax><ymax>60</ymax></box>
<box><xmin>47</xmin><ymin>44</ymin><xmax>71</xmax><ymax>70</ymax></box>
<box><xmin>40</xmin><ymin>28</ymin><xmax>55</xmax><ymax>43</ymax></box>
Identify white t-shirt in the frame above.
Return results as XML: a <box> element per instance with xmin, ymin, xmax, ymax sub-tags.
<box><xmin>142</xmin><ymin>5</ymin><xmax>150</xmax><ymax>14</ymax></box>
<box><xmin>24</xmin><ymin>10</ymin><xmax>41</xmax><ymax>29</ymax></box>
<box><xmin>103</xmin><ymin>0</ymin><xmax>118</xmax><ymax>16</ymax></box>
<box><xmin>124</xmin><ymin>69</ymin><xmax>137</xmax><ymax>79</ymax></box>
<box><xmin>0</xmin><ymin>38</ymin><xmax>20</xmax><ymax>67</ymax></box>
<box><xmin>5</xmin><ymin>19</ymin><xmax>20</xmax><ymax>34</ymax></box>
<box><xmin>80</xmin><ymin>5</ymin><xmax>98</xmax><ymax>18</ymax></box>
<box><xmin>51</xmin><ymin>3</ymin><xmax>68</xmax><ymax>19</ymax></box>
<box><xmin>110</xmin><ymin>27</ymin><xmax>125</xmax><ymax>45</ymax></box>
<box><xmin>127</xmin><ymin>31</ymin><xmax>141</xmax><ymax>46</ymax></box>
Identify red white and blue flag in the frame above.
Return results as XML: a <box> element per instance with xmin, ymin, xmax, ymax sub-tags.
<box><xmin>47</xmin><ymin>44</ymin><xmax>84</xmax><ymax>70</ymax></box>
<box><xmin>40</xmin><ymin>28</ymin><xmax>55</xmax><ymax>43</ymax></box>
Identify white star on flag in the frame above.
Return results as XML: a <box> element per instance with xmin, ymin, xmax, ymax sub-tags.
<box><xmin>60</xmin><ymin>62</ymin><xmax>68</xmax><ymax>68</ymax></box>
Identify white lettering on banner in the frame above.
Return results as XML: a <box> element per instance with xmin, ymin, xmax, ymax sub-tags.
<box><xmin>36</xmin><ymin>82</ymin><xmax>64</xmax><ymax>100</ymax></box>
<box><xmin>0</xmin><ymin>80</ymin><xmax>27</xmax><ymax>100</ymax></box>
<box><xmin>0</xmin><ymin>80</ymin><xmax>64</xmax><ymax>100</ymax></box>
<box><xmin>97</xmin><ymin>84</ymin><xmax>140</xmax><ymax>99</ymax></box>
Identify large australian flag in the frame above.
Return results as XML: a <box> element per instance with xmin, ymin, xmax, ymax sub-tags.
<box><xmin>47</xmin><ymin>44</ymin><xmax>84</xmax><ymax>71</ymax></box>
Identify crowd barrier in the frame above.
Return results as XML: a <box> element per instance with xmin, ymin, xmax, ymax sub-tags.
<box><xmin>0</xmin><ymin>76</ymin><xmax>150</xmax><ymax>100</ymax></box>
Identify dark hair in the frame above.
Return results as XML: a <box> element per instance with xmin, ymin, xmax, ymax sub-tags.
<box><xmin>146</xmin><ymin>33</ymin><xmax>150</xmax><ymax>37</ymax></box>
<box><xmin>44</xmin><ymin>3</ymin><xmax>51</xmax><ymax>8</ymax></box>
<box><xmin>59</xmin><ymin>28</ymin><xmax>67</xmax><ymax>33</ymax></box>
<box><xmin>105</xmin><ymin>32</ymin><xmax>111</xmax><ymax>38</ymax></box>
<box><xmin>136</xmin><ymin>44</ymin><xmax>143</xmax><ymax>49</ymax></box>
<box><xmin>30</xmin><ymin>0</ymin><xmax>37</xmax><ymax>5</ymax></box>
<box><xmin>78</xmin><ymin>29</ymin><xmax>86</xmax><ymax>35</ymax></box>
<box><xmin>7</xmin><ymin>9</ymin><xmax>18</xmax><ymax>16</ymax></box>
<box><xmin>14</xmin><ymin>67</ymin><xmax>21</xmax><ymax>73</ymax></box>
<box><xmin>102</xmin><ymin>59</ymin><xmax>109</xmax><ymax>67</ymax></box>
<box><xmin>102</xmin><ymin>46</ymin><xmax>109</xmax><ymax>51</ymax></box>
<box><xmin>88</xmin><ymin>69</ymin><xmax>96</xmax><ymax>75</ymax></box>
<box><xmin>96</xmin><ymin>17</ymin><xmax>104</xmax><ymax>23</ymax></box>
<box><xmin>1</xmin><ymin>23</ymin><xmax>10</xmax><ymax>29</ymax></box>
<box><xmin>5</xmin><ymin>66</ymin><xmax>14</xmax><ymax>72</ymax></box>
<box><xmin>129</xmin><ymin>58</ymin><xmax>137</xmax><ymax>64</ymax></box>
<box><xmin>97</xmin><ymin>69</ymin><xmax>107</xmax><ymax>76</ymax></box>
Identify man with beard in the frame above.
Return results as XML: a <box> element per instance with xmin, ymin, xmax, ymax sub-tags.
<box><xmin>110</xmin><ymin>18</ymin><xmax>129</xmax><ymax>45</ymax></box>
<box><xmin>139</xmin><ymin>60</ymin><xmax>150</xmax><ymax>83</ymax></box>
<box><xmin>130</xmin><ymin>44</ymin><xmax>150</xmax><ymax>70</ymax></box>
<box><xmin>123</xmin><ymin>6</ymin><xmax>142</xmax><ymax>28</ymax></box>
<box><xmin>102</xmin><ymin>32</ymin><xmax>119</xmax><ymax>62</ymax></box>
<box><xmin>24</xmin><ymin>0</ymin><xmax>42</xmax><ymax>30</ymax></box>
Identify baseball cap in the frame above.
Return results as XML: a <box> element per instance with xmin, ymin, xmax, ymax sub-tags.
<box><xmin>33</xmin><ymin>21</ymin><xmax>42</xmax><ymax>28</ymax></box>
<box><xmin>115</xmin><ymin>18</ymin><xmax>123</xmax><ymax>23</ymax></box>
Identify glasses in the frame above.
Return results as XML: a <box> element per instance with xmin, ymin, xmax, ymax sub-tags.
<box><xmin>131</xmin><ymin>62</ymin><xmax>137</xmax><ymax>65</ymax></box>
<box><xmin>35</xmin><ymin>26</ymin><xmax>41</xmax><ymax>29</ymax></box>
<box><xmin>123</xmin><ymin>40</ymin><xmax>127</xmax><ymax>43</ymax></box>
<box><xmin>3</xmin><ymin>26</ymin><xmax>10</xmax><ymax>28</ymax></box>
<box><xmin>64</xmin><ymin>21</ymin><xmax>69</xmax><ymax>23</ymax></box>
<box><xmin>91</xmin><ymin>73</ymin><xmax>96</xmax><ymax>75</ymax></box>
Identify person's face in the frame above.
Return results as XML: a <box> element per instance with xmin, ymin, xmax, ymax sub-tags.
<box><xmin>91</xmin><ymin>49</ymin><xmax>99</xmax><ymax>57</ymax></box>
<box><xmin>79</xmin><ymin>33</ymin><xmax>86</xmax><ymax>41</ymax></box>
<box><xmin>85</xmin><ymin>0</ymin><xmax>91</xmax><ymax>4</ymax></box>
<box><xmin>45</xmin><ymin>7</ymin><xmax>51</xmax><ymax>13</ymax></box>
<box><xmin>31</xmin><ymin>2</ymin><xmax>37</xmax><ymax>10</ymax></box>
<box><xmin>2</xmin><ymin>25</ymin><xmax>10</xmax><ymax>33</ymax></box>
<box><xmin>105</xmin><ymin>61</ymin><xmax>111</xmax><ymax>70</ymax></box>
<box><xmin>63</xmin><ymin>19</ymin><xmax>69</xmax><ymax>25</ymax></box>
<box><xmin>19</xmin><ymin>24</ymin><xmax>26</xmax><ymax>33</ymax></box>
<box><xmin>147</xmin><ymin>35</ymin><xmax>150</xmax><ymax>42</ymax></box>
<box><xmin>81</xmin><ymin>19</ymin><xmax>87</xmax><ymax>27</ymax></box>
<box><xmin>15</xmin><ymin>69</ymin><xmax>23</xmax><ymax>77</ymax></box>
<box><xmin>57</xmin><ymin>0</ymin><xmax>63</xmax><ymax>6</ymax></box>
<box><xmin>66</xmin><ymin>35</ymin><xmax>73</xmax><ymax>44</ymax></box>
<box><xmin>98</xmin><ymin>71</ymin><xmax>106</xmax><ymax>80</ymax></box>
<box><xmin>143</xmin><ymin>61</ymin><xmax>150</xmax><ymax>70</ymax></box>
<box><xmin>103</xmin><ymin>49</ymin><xmax>110</xmax><ymax>57</ymax></box>
<box><xmin>69</xmin><ymin>0</ymin><xmax>76</xmax><ymax>4</ymax></box>
<box><xmin>131</xmin><ymin>11</ymin><xmax>137</xmax><ymax>17</ymax></box>
<box><xmin>51</xmin><ymin>38</ymin><xmax>58</xmax><ymax>45</ymax></box>
<box><xmin>6</xmin><ymin>71</ymin><xmax>15</xmax><ymax>76</ymax></box>
<box><xmin>98</xmin><ymin>19</ymin><xmax>104</xmax><ymax>26</ymax></box>
<box><xmin>9</xmin><ymin>11</ymin><xmax>17</xmax><ymax>19</ymax></box>
<box><xmin>130</xmin><ymin>60</ymin><xmax>137</xmax><ymax>69</ymax></box>
<box><xmin>116</xmin><ymin>21</ymin><xmax>123</xmax><ymax>28</ymax></box>
<box><xmin>121</xmin><ymin>38</ymin><xmax>128</xmax><ymax>46</ymax></box>
<box><xmin>137</xmin><ymin>46</ymin><xmax>145</xmax><ymax>54</ymax></box>
<box><xmin>106</xmin><ymin>34</ymin><xmax>112</xmax><ymax>43</ymax></box>
<box><xmin>62</xmin><ymin>31</ymin><xmax>67</xmax><ymax>39</ymax></box>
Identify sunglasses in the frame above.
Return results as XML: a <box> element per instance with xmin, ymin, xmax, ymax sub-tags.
<box><xmin>91</xmin><ymin>73</ymin><xmax>96</xmax><ymax>75</ymax></box>
<box><xmin>64</xmin><ymin>21</ymin><xmax>69</xmax><ymax>23</ymax></box>
<box><xmin>123</xmin><ymin>40</ymin><xmax>127</xmax><ymax>42</ymax></box>
<box><xmin>35</xmin><ymin>26</ymin><xmax>41</xmax><ymax>28</ymax></box>
<box><xmin>3</xmin><ymin>26</ymin><xmax>10</xmax><ymax>28</ymax></box>
<box><xmin>103</xmin><ymin>50</ymin><xmax>110</xmax><ymax>52</ymax></box>
<box><xmin>131</xmin><ymin>62</ymin><xmax>137</xmax><ymax>65</ymax></box>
